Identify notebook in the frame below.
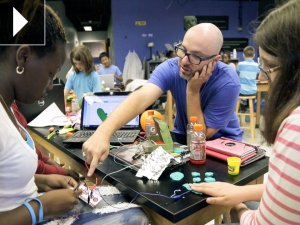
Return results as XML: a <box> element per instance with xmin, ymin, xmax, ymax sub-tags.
<box><xmin>206</xmin><ymin>137</ymin><xmax>256</xmax><ymax>158</ymax></box>
<box><xmin>99</xmin><ymin>74</ymin><xmax>115</xmax><ymax>89</ymax></box>
<box><xmin>63</xmin><ymin>92</ymin><xmax>140</xmax><ymax>145</ymax></box>
<box><xmin>205</xmin><ymin>137</ymin><xmax>266</xmax><ymax>166</ymax></box>
<box><xmin>206</xmin><ymin>147</ymin><xmax>266</xmax><ymax>167</ymax></box>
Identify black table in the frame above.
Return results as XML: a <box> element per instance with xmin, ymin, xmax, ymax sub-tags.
<box><xmin>29</xmin><ymin>127</ymin><xmax>269</xmax><ymax>225</ymax></box>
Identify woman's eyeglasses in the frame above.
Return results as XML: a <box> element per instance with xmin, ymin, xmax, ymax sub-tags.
<box><xmin>258</xmin><ymin>62</ymin><xmax>281</xmax><ymax>80</ymax></box>
<box><xmin>175</xmin><ymin>43</ymin><xmax>216</xmax><ymax>65</ymax></box>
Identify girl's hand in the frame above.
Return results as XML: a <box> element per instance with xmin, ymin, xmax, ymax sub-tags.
<box><xmin>190</xmin><ymin>182</ymin><xmax>244</xmax><ymax>206</ymax></box>
<box><xmin>39</xmin><ymin>188</ymin><xmax>81</xmax><ymax>217</ymax></box>
<box><xmin>36</xmin><ymin>174</ymin><xmax>78</xmax><ymax>192</ymax></box>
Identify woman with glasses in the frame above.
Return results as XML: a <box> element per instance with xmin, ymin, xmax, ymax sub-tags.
<box><xmin>83</xmin><ymin>23</ymin><xmax>242</xmax><ymax>177</ymax></box>
<box><xmin>258</xmin><ymin>60</ymin><xmax>281</xmax><ymax>81</ymax></box>
<box><xmin>191</xmin><ymin>0</ymin><xmax>300</xmax><ymax>224</ymax></box>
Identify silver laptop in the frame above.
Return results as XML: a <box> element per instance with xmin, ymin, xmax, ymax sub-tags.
<box><xmin>99</xmin><ymin>74</ymin><xmax>115</xmax><ymax>90</ymax></box>
<box><xmin>63</xmin><ymin>92</ymin><xmax>140</xmax><ymax>145</ymax></box>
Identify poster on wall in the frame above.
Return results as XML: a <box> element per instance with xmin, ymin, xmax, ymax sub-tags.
<box><xmin>184</xmin><ymin>16</ymin><xmax>229</xmax><ymax>31</ymax></box>
<box><xmin>222</xmin><ymin>38</ymin><xmax>249</xmax><ymax>51</ymax></box>
<box><xmin>81</xmin><ymin>40</ymin><xmax>106</xmax><ymax>67</ymax></box>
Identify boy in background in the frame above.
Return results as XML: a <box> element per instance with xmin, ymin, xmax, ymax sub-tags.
<box><xmin>236</xmin><ymin>46</ymin><xmax>260</xmax><ymax>111</ymax></box>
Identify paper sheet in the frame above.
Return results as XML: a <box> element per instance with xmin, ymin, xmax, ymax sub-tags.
<box><xmin>28</xmin><ymin>103</ymin><xmax>70</xmax><ymax>127</ymax></box>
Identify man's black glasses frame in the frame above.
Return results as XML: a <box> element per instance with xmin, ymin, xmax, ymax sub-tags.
<box><xmin>175</xmin><ymin>42</ymin><xmax>216</xmax><ymax>65</ymax></box>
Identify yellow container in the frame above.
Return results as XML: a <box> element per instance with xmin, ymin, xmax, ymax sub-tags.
<box><xmin>227</xmin><ymin>157</ymin><xmax>241</xmax><ymax>175</ymax></box>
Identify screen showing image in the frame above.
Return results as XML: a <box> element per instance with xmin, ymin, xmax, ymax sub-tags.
<box><xmin>81</xmin><ymin>95</ymin><xmax>139</xmax><ymax>129</ymax></box>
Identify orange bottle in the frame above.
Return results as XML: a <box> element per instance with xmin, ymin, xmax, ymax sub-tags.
<box><xmin>189</xmin><ymin>124</ymin><xmax>206</xmax><ymax>165</ymax></box>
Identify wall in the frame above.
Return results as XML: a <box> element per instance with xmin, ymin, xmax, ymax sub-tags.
<box><xmin>111</xmin><ymin>0</ymin><xmax>259</xmax><ymax>72</ymax></box>
<box><xmin>48</xmin><ymin>1</ymin><xmax>108</xmax><ymax>81</ymax></box>
<box><xmin>48</xmin><ymin>1</ymin><xmax>77</xmax><ymax>81</ymax></box>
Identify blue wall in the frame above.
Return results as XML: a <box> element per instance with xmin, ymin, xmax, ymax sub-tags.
<box><xmin>112</xmin><ymin>0</ymin><xmax>259</xmax><ymax>71</ymax></box>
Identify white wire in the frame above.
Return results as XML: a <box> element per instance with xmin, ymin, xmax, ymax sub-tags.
<box><xmin>96</xmin><ymin>162</ymin><xmax>143</xmax><ymax>209</ymax></box>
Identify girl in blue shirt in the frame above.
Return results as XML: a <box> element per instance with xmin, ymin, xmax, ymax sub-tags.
<box><xmin>64</xmin><ymin>45</ymin><xmax>100</xmax><ymax>104</ymax></box>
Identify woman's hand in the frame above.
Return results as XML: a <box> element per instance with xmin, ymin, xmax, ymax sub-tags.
<box><xmin>191</xmin><ymin>182</ymin><xmax>264</xmax><ymax>206</ymax></box>
<box><xmin>35</xmin><ymin>174</ymin><xmax>78</xmax><ymax>192</ymax></box>
<box><xmin>190</xmin><ymin>182</ymin><xmax>246</xmax><ymax>206</ymax></box>
<box><xmin>39</xmin><ymin>188</ymin><xmax>81</xmax><ymax>217</ymax></box>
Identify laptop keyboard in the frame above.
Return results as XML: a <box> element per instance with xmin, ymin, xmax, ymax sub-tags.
<box><xmin>63</xmin><ymin>130</ymin><xmax>140</xmax><ymax>144</ymax></box>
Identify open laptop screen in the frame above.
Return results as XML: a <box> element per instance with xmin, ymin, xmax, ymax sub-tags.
<box><xmin>81</xmin><ymin>92</ymin><xmax>139</xmax><ymax>130</ymax></box>
<box><xmin>99</xmin><ymin>74</ymin><xmax>115</xmax><ymax>89</ymax></box>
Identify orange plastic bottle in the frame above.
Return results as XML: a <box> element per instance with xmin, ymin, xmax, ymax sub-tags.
<box><xmin>189</xmin><ymin>124</ymin><xmax>206</xmax><ymax>165</ymax></box>
<box><xmin>186</xmin><ymin>116</ymin><xmax>198</xmax><ymax>147</ymax></box>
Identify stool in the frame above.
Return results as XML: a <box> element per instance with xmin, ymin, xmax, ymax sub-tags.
<box><xmin>235</xmin><ymin>95</ymin><xmax>256</xmax><ymax>141</ymax></box>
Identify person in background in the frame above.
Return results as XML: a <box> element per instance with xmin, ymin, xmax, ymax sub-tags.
<box><xmin>160</xmin><ymin>50</ymin><xmax>176</xmax><ymax>62</ymax></box>
<box><xmin>83</xmin><ymin>23</ymin><xmax>242</xmax><ymax>176</ymax></box>
<box><xmin>191</xmin><ymin>1</ymin><xmax>300</xmax><ymax>224</ymax></box>
<box><xmin>98</xmin><ymin>52</ymin><xmax>123</xmax><ymax>85</ymax></box>
<box><xmin>64</xmin><ymin>45</ymin><xmax>100</xmax><ymax>104</ymax></box>
<box><xmin>166</xmin><ymin>50</ymin><xmax>176</xmax><ymax>59</ymax></box>
<box><xmin>237</xmin><ymin>46</ymin><xmax>260</xmax><ymax>96</ymax></box>
<box><xmin>221</xmin><ymin>51</ymin><xmax>236</xmax><ymax>70</ymax></box>
<box><xmin>0</xmin><ymin>1</ymin><xmax>148</xmax><ymax>224</ymax></box>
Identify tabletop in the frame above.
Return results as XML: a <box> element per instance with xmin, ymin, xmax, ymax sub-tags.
<box><xmin>29</xmin><ymin>127</ymin><xmax>269</xmax><ymax>224</ymax></box>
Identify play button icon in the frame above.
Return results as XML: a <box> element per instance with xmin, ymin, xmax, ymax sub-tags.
<box><xmin>0</xmin><ymin>1</ymin><xmax>45</xmax><ymax>46</ymax></box>
<box><xmin>13</xmin><ymin>7</ymin><xmax>28</xmax><ymax>37</ymax></box>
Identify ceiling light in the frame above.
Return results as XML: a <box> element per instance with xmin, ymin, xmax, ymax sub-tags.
<box><xmin>83</xmin><ymin>26</ymin><xmax>92</xmax><ymax>31</ymax></box>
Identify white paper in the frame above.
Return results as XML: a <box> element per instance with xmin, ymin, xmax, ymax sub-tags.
<box><xmin>28</xmin><ymin>103</ymin><xmax>70</xmax><ymax>127</ymax></box>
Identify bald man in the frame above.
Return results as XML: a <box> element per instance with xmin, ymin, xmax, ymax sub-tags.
<box><xmin>83</xmin><ymin>23</ymin><xmax>242</xmax><ymax>176</ymax></box>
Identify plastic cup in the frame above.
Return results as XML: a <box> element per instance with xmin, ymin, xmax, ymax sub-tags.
<box><xmin>227</xmin><ymin>157</ymin><xmax>241</xmax><ymax>175</ymax></box>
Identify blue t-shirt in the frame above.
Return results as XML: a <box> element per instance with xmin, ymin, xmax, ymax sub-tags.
<box><xmin>98</xmin><ymin>65</ymin><xmax>122</xmax><ymax>84</ymax></box>
<box><xmin>237</xmin><ymin>59</ymin><xmax>260</xmax><ymax>95</ymax></box>
<box><xmin>65</xmin><ymin>70</ymin><xmax>101</xmax><ymax>101</ymax></box>
<box><xmin>148</xmin><ymin>58</ymin><xmax>243</xmax><ymax>141</ymax></box>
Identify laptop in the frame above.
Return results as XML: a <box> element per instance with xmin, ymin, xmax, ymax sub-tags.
<box><xmin>16</xmin><ymin>82</ymin><xmax>65</xmax><ymax>122</ymax></box>
<box><xmin>63</xmin><ymin>92</ymin><xmax>140</xmax><ymax>145</ymax></box>
<box><xmin>99</xmin><ymin>74</ymin><xmax>115</xmax><ymax>90</ymax></box>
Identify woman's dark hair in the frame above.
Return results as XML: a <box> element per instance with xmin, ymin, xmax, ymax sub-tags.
<box><xmin>70</xmin><ymin>45</ymin><xmax>95</xmax><ymax>74</ymax></box>
<box><xmin>255</xmin><ymin>0</ymin><xmax>300</xmax><ymax>144</ymax></box>
<box><xmin>0</xmin><ymin>0</ymin><xmax>66</xmax><ymax>57</ymax></box>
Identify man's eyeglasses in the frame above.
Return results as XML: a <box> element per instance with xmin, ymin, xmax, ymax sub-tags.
<box><xmin>175</xmin><ymin>43</ymin><xmax>216</xmax><ymax>65</ymax></box>
<box><xmin>258</xmin><ymin>62</ymin><xmax>281</xmax><ymax>80</ymax></box>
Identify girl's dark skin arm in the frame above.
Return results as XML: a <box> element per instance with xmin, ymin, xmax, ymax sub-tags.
<box><xmin>0</xmin><ymin>175</ymin><xmax>81</xmax><ymax>225</ymax></box>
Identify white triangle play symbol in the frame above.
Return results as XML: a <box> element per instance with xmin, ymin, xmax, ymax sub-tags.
<box><xmin>13</xmin><ymin>7</ymin><xmax>28</xmax><ymax>37</ymax></box>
